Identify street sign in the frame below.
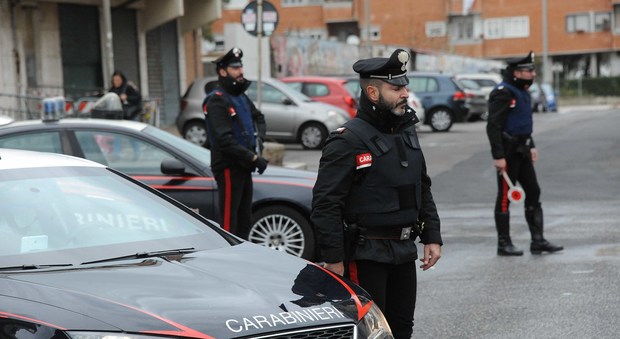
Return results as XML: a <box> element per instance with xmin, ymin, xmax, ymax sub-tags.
<box><xmin>241</xmin><ymin>0</ymin><xmax>279</xmax><ymax>37</ymax></box>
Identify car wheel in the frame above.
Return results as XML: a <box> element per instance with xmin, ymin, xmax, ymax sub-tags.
<box><xmin>299</xmin><ymin>122</ymin><xmax>327</xmax><ymax>150</ymax></box>
<box><xmin>183</xmin><ymin>120</ymin><xmax>207</xmax><ymax>146</ymax></box>
<box><xmin>428</xmin><ymin>108</ymin><xmax>454</xmax><ymax>132</ymax></box>
<box><xmin>247</xmin><ymin>205</ymin><xmax>315</xmax><ymax>259</ymax></box>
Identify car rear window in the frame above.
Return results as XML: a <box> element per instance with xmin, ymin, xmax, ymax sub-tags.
<box><xmin>0</xmin><ymin>132</ymin><xmax>63</xmax><ymax>154</ymax></box>
<box><xmin>304</xmin><ymin>83</ymin><xmax>330</xmax><ymax>97</ymax></box>
<box><xmin>408</xmin><ymin>76</ymin><xmax>438</xmax><ymax>93</ymax></box>
<box><xmin>344</xmin><ymin>79</ymin><xmax>361</xmax><ymax>99</ymax></box>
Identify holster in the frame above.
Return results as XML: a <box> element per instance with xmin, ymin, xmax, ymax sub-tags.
<box><xmin>342</xmin><ymin>222</ymin><xmax>362</xmax><ymax>279</ymax></box>
<box><xmin>503</xmin><ymin>132</ymin><xmax>532</xmax><ymax>159</ymax></box>
<box><xmin>343</xmin><ymin>222</ymin><xmax>361</xmax><ymax>260</ymax></box>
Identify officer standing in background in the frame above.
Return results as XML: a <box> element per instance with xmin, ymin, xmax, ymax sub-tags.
<box><xmin>311</xmin><ymin>49</ymin><xmax>442</xmax><ymax>339</ymax></box>
<box><xmin>203</xmin><ymin>47</ymin><xmax>268</xmax><ymax>236</ymax></box>
<box><xmin>486</xmin><ymin>51</ymin><xmax>563</xmax><ymax>256</ymax></box>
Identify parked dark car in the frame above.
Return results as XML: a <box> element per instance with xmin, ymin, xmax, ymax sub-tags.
<box><xmin>407</xmin><ymin>71</ymin><xmax>470</xmax><ymax>132</ymax></box>
<box><xmin>0</xmin><ymin>118</ymin><xmax>318</xmax><ymax>259</ymax></box>
<box><xmin>176</xmin><ymin>77</ymin><xmax>350</xmax><ymax>150</ymax></box>
<box><xmin>0</xmin><ymin>148</ymin><xmax>393</xmax><ymax>339</ymax></box>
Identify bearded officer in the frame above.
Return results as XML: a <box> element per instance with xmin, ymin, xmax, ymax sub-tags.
<box><xmin>311</xmin><ymin>49</ymin><xmax>442</xmax><ymax>339</ymax></box>
<box><xmin>486</xmin><ymin>51</ymin><xmax>563</xmax><ymax>256</ymax></box>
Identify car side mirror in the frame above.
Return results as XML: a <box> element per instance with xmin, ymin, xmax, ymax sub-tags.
<box><xmin>282</xmin><ymin>98</ymin><xmax>294</xmax><ymax>105</ymax></box>
<box><xmin>161</xmin><ymin>158</ymin><xmax>186</xmax><ymax>175</ymax></box>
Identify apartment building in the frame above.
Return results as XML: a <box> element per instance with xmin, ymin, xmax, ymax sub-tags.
<box><xmin>210</xmin><ymin>0</ymin><xmax>620</xmax><ymax>82</ymax></box>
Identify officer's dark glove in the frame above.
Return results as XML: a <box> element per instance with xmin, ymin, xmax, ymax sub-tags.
<box><xmin>254</xmin><ymin>156</ymin><xmax>268</xmax><ymax>174</ymax></box>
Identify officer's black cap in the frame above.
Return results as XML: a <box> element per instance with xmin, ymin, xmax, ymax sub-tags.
<box><xmin>352</xmin><ymin>49</ymin><xmax>410</xmax><ymax>86</ymax></box>
<box><xmin>213</xmin><ymin>47</ymin><xmax>243</xmax><ymax>69</ymax></box>
<box><xmin>506</xmin><ymin>51</ymin><xmax>535</xmax><ymax>71</ymax></box>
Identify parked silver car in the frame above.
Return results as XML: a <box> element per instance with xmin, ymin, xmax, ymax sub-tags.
<box><xmin>454</xmin><ymin>73</ymin><xmax>502</xmax><ymax>121</ymax></box>
<box><xmin>176</xmin><ymin>77</ymin><xmax>350</xmax><ymax>150</ymax></box>
<box><xmin>454</xmin><ymin>78</ymin><xmax>490</xmax><ymax>121</ymax></box>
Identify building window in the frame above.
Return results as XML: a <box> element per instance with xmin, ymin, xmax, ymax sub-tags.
<box><xmin>594</xmin><ymin>12</ymin><xmax>611</xmax><ymax>32</ymax></box>
<box><xmin>426</xmin><ymin>21</ymin><xmax>447</xmax><ymax>37</ymax></box>
<box><xmin>483</xmin><ymin>16</ymin><xmax>529</xmax><ymax>39</ymax></box>
<box><xmin>449</xmin><ymin>16</ymin><xmax>474</xmax><ymax>41</ymax></box>
<box><xmin>614</xmin><ymin>5</ymin><xmax>620</xmax><ymax>33</ymax></box>
<box><xmin>281</xmin><ymin>0</ymin><xmax>322</xmax><ymax>7</ymax></box>
<box><xmin>566</xmin><ymin>13</ymin><xmax>590</xmax><ymax>33</ymax></box>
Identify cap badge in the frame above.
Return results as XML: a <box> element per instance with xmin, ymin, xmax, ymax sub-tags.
<box><xmin>398</xmin><ymin>51</ymin><xmax>409</xmax><ymax>71</ymax></box>
<box><xmin>232</xmin><ymin>48</ymin><xmax>241</xmax><ymax>58</ymax></box>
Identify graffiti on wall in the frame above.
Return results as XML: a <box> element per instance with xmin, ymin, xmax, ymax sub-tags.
<box><xmin>270</xmin><ymin>35</ymin><xmax>505</xmax><ymax>78</ymax></box>
<box><xmin>271</xmin><ymin>35</ymin><xmax>360</xmax><ymax>77</ymax></box>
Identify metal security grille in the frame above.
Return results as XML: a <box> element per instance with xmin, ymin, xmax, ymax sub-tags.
<box><xmin>243</xmin><ymin>324</ymin><xmax>356</xmax><ymax>339</ymax></box>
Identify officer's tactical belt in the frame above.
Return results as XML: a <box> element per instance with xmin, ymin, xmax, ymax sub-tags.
<box><xmin>502</xmin><ymin>132</ymin><xmax>532</xmax><ymax>145</ymax></box>
<box><xmin>361</xmin><ymin>226</ymin><xmax>416</xmax><ymax>241</ymax></box>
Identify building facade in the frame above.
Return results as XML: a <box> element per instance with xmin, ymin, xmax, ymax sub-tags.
<box><xmin>1</xmin><ymin>0</ymin><xmax>222</xmax><ymax>126</ymax></box>
<box><xmin>210</xmin><ymin>0</ymin><xmax>620</xmax><ymax>84</ymax></box>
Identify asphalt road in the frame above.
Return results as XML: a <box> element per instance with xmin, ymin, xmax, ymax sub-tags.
<box><xmin>283</xmin><ymin>106</ymin><xmax>620</xmax><ymax>338</ymax></box>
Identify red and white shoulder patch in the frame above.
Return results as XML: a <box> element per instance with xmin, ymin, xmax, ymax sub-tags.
<box><xmin>356</xmin><ymin>153</ymin><xmax>372</xmax><ymax>169</ymax></box>
<box><xmin>509</xmin><ymin>98</ymin><xmax>516</xmax><ymax>108</ymax></box>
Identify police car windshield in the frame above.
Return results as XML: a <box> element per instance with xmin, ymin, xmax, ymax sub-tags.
<box><xmin>0</xmin><ymin>166</ymin><xmax>229</xmax><ymax>267</ymax></box>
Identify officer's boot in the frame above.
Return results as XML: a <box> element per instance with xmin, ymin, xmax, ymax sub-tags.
<box><xmin>495</xmin><ymin>212</ymin><xmax>523</xmax><ymax>256</ymax></box>
<box><xmin>525</xmin><ymin>203</ymin><xmax>564</xmax><ymax>254</ymax></box>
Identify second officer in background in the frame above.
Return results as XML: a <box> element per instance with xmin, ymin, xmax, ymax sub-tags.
<box><xmin>486</xmin><ymin>51</ymin><xmax>563</xmax><ymax>256</ymax></box>
<box><xmin>311</xmin><ymin>49</ymin><xmax>443</xmax><ymax>339</ymax></box>
<box><xmin>203</xmin><ymin>47</ymin><xmax>268</xmax><ymax>236</ymax></box>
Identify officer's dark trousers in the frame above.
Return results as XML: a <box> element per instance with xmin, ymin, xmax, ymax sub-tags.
<box><xmin>355</xmin><ymin>260</ymin><xmax>417</xmax><ymax>339</ymax></box>
<box><xmin>495</xmin><ymin>146</ymin><xmax>541</xmax><ymax>214</ymax></box>
<box><xmin>214</xmin><ymin>166</ymin><xmax>253</xmax><ymax>235</ymax></box>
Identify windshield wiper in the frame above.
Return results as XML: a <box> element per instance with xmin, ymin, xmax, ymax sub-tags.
<box><xmin>81</xmin><ymin>247</ymin><xmax>196</xmax><ymax>265</ymax></box>
<box><xmin>0</xmin><ymin>263</ymin><xmax>74</xmax><ymax>271</ymax></box>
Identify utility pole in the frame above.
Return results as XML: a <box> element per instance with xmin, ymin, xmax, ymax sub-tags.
<box><xmin>365</xmin><ymin>0</ymin><xmax>371</xmax><ymax>57</ymax></box>
<box><xmin>102</xmin><ymin>0</ymin><xmax>114</xmax><ymax>87</ymax></box>
<box><xmin>542</xmin><ymin>0</ymin><xmax>549</xmax><ymax>84</ymax></box>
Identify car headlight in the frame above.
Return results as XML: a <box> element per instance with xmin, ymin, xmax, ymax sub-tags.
<box><xmin>327</xmin><ymin>110</ymin><xmax>348</xmax><ymax>124</ymax></box>
<box><xmin>356</xmin><ymin>302</ymin><xmax>394</xmax><ymax>339</ymax></box>
<box><xmin>67</xmin><ymin>333</ymin><xmax>174</xmax><ymax>339</ymax></box>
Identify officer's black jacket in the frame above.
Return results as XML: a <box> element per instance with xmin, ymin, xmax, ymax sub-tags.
<box><xmin>204</xmin><ymin>80</ymin><xmax>266</xmax><ymax>173</ymax></box>
<box><xmin>311</xmin><ymin>93</ymin><xmax>442</xmax><ymax>264</ymax></box>
<box><xmin>486</xmin><ymin>75</ymin><xmax>536</xmax><ymax>160</ymax></box>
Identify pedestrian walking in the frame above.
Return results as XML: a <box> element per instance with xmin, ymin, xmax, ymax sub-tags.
<box><xmin>311</xmin><ymin>49</ymin><xmax>442</xmax><ymax>339</ymax></box>
<box><xmin>486</xmin><ymin>51</ymin><xmax>564</xmax><ymax>256</ymax></box>
<box><xmin>203</xmin><ymin>47</ymin><xmax>268</xmax><ymax>235</ymax></box>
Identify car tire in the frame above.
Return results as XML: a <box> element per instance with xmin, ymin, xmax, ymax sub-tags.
<box><xmin>246</xmin><ymin>205</ymin><xmax>315</xmax><ymax>260</ymax></box>
<box><xmin>428</xmin><ymin>108</ymin><xmax>454</xmax><ymax>132</ymax></box>
<box><xmin>183</xmin><ymin>120</ymin><xmax>208</xmax><ymax>147</ymax></box>
<box><xmin>299</xmin><ymin>122</ymin><xmax>327</xmax><ymax>150</ymax></box>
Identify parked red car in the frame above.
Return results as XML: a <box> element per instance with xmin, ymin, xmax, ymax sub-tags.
<box><xmin>281</xmin><ymin>76</ymin><xmax>358</xmax><ymax>118</ymax></box>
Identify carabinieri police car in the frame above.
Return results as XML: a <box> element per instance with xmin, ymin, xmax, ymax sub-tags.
<box><xmin>0</xmin><ymin>148</ymin><xmax>393</xmax><ymax>339</ymax></box>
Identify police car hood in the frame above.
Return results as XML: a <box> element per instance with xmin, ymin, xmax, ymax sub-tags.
<box><xmin>1</xmin><ymin>242</ymin><xmax>369</xmax><ymax>338</ymax></box>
